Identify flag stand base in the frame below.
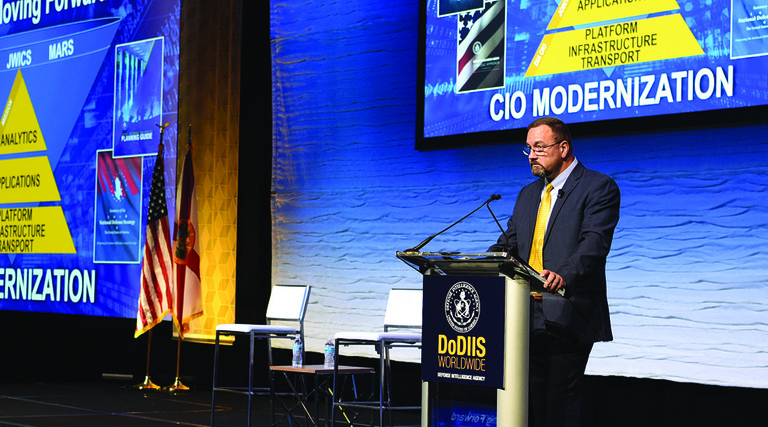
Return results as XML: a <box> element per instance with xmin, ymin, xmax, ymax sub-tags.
<box><xmin>134</xmin><ymin>376</ymin><xmax>161</xmax><ymax>391</ymax></box>
<box><xmin>163</xmin><ymin>329</ymin><xmax>189</xmax><ymax>393</ymax></box>
<box><xmin>163</xmin><ymin>377</ymin><xmax>189</xmax><ymax>393</ymax></box>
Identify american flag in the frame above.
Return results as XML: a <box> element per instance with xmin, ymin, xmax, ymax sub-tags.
<box><xmin>172</xmin><ymin>140</ymin><xmax>203</xmax><ymax>339</ymax></box>
<box><xmin>134</xmin><ymin>143</ymin><xmax>173</xmax><ymax>338</ymax></box>
<box><xmin>457</xmin><ymin>1</ymin><xmax>505</xmax><ymax>92</ymax></box>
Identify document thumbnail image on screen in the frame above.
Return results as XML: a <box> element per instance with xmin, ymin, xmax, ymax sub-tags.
<box><xmin>113</xmin><ymin>37</ymin><xmax>165</xmax><ymax>158</ymax></box>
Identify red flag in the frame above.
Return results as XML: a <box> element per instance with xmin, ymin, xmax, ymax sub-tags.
<box><xmin>135</xmin><ymin>143</ymin><xmax>173</xmax><ymax>338</ymax></box>
<box><xmin>172</xmin><ymin>143</ymin><xmax>203</xmax><ymax>338</ymax></box>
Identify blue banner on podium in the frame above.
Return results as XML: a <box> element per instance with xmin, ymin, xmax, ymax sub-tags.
<box><xmin>422</xmin><ymin>275</ymin><xmax>506</xmax><ymax>389</ymax></box>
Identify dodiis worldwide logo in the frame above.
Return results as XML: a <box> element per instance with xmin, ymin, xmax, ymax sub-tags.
<box><xmin>437</xmin><ymin>280</ymin><xmax>487</xmax><ymax>380</ymax></box>
<box><xmin>444</xmin><ymin>281</ymin><xmax>480</xmax><ymax>333</ymax></box>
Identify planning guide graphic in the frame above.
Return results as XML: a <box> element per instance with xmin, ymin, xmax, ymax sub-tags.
<box><xmin>526</xmin><ymin>0</ymin><xmax>704</xmax><ymax>77</ymax></box>
<box><xmin>0</xmin><ymin>18</ymin><xmax>121</xmax><ymax>254</ymax></box>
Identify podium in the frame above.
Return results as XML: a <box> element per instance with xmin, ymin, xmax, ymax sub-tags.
<box><xmin>397</xmin><ymin>251</ymin><xmax>556</xmax><ymax>427</ymax></box>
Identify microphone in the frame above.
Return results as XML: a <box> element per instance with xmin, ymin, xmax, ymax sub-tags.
<box><xmin>558</xmin><ymin>189</ymin><xmax>564</xmax><ymax>198</ymax></box>
<box><xmin>403</xmin><ymin>194</ymin><xmax>502</xmax><ymax>253</ymax></box>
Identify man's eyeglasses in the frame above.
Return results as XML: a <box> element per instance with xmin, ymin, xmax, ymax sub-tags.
<box><xmin>522</xmin><ymin>141</ymin><xmax>563</xmax><ymax>156</ymax></box>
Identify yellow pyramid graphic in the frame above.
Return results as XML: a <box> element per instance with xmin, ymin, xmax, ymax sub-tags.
<box><xmin>526</xmin><ymin>2</ymin><xmax>704</xmax><ymax>78</ymax></box>
<box><xmin>0</xmin><ymin>69</ymin><xmax>75</xmax><ymax>254</ymax></box>
<box><xmin>0</xmin><ymin>69</ymin><xmax>47</xmax><ymax>155</ymax></box>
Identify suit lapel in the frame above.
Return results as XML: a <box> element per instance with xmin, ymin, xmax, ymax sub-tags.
<box><xmin>544</xmin><ymin>162</ymin><xmax>584</xmax><ymax>245</ymax></box>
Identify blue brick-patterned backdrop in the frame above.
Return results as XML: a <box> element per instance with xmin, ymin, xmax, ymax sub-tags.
<box><xmin>270</xmin><ymin>1</ymin><xmax>768</xmax><ymax>388</ymax></box>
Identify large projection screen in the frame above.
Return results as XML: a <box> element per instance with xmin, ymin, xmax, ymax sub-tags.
<box><xmin>271</xmin><ymin>0</ymin><xmax>768</xmax><ymax>391</ymax></box>
<box><xmin>419</xmin><ymin>0</ymin><xmax>768</xmax><ymax>148</ymax></box>
<box><xmin>0</xmin><ymin>1</ymin><xmax>180</xmax><ymax>318</ymax></box>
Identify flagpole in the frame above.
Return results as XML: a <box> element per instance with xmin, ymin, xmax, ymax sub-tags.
<box><xmin>163</xmin><ymin>329</ymin><xmax>189</xmax><ymax>392</ymax></box>
<box><xmin>134</xmin><ymin>329</ymin><xmax>161</xmax><ymax>390</ymax></box>
<box><xmin>164</xmin><ymin>123</ymin><xmax>201</xmax><ymax>393</ymax></box>
<box><xmin>163</xmin><ymin>123</ymin><xmax>189</xmax><ymax>393</ymax></box>
<box><xmin>134</xmin><ymin>126</ymin><xmax>174</xmax><ymax>392</ymax></box>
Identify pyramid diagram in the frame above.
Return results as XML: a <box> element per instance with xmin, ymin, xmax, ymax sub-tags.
<box><xmin>0</xmin><ymin>70</ymin><xmax>75</xmax><ymax>254</ymax></box>
<box><xmin>526</xmin><ymin>0</ymin><xmax>704</xmax><ymax>77</ymax></box>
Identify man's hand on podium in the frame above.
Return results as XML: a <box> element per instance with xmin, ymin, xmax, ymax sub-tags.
<box><xmin>540</xmin><ymin>269</ymin><xmax>566</xmax><ymax>294</ymax></box>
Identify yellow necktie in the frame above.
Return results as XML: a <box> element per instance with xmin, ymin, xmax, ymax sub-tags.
<box><xmin>529</xmin><ymin>183</ymin><xmax>553</xmax><ymax>272</ymax></box>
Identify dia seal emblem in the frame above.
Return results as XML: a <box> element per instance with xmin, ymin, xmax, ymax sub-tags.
<box><xmin>472</xmin><ymin>41</ymin><xmax>482</xmax><ymax>55</ymax></box>
<box><xmin>444</xmin><ymin>281</ymin><xmax>481</xmax><ymax>333</ymax></box>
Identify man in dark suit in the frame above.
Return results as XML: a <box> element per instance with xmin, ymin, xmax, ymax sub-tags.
<box><xmin>489</xmin><ymin>117</ymin><xmax>620</xmax><ymax>427</ymax></box>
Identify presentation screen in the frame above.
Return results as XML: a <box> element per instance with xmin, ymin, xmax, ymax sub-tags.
<box><xmin>419</xmin><ymin>0</ymin><xmax>768</xmax><ymax>148</ymax></box>
<box><xmin>0</xmin><ymin>0</ymin><xmax>180</xmax><ymax>318</ymax></box>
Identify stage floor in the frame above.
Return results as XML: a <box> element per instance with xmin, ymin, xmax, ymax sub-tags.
<box><xmin>0</xmin><ymin>380</ymin><xmax>422</xmax><ymax>427</ymax></box>
<box><xmin>0</xmin><ymin>380</ymin><xmax>242</xmax><ymax>426</ymax></box>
